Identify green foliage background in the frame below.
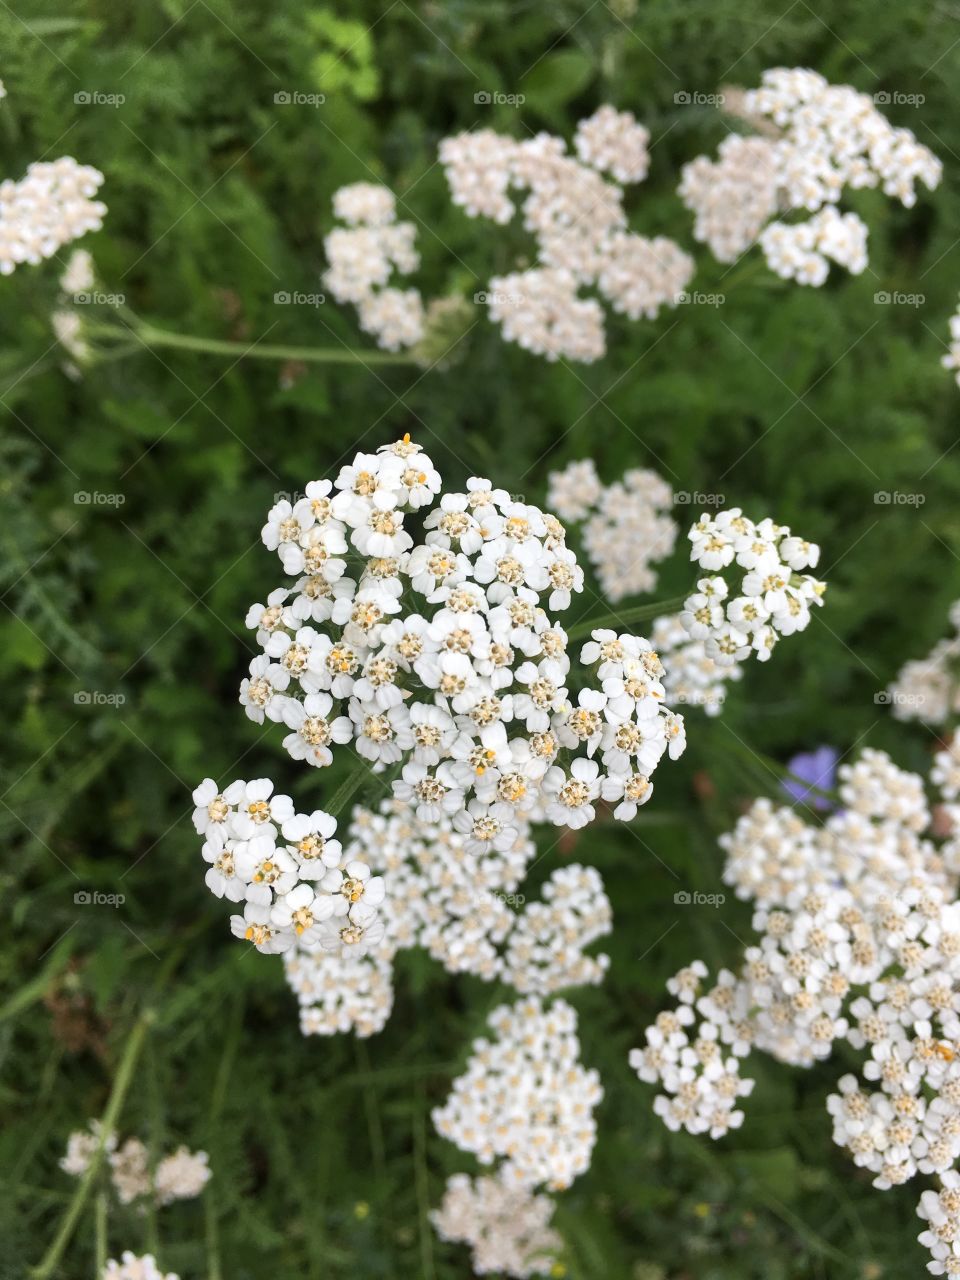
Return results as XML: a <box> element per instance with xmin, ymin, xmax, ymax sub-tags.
<box><xmin>2</xmin><ymin>1</ymin><xmax>959</xmax><ymax>1276</ymax></box>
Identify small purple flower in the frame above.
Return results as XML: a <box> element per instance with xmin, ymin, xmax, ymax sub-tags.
<box><xmin>783</xmin><ymin>745</ymin><xmax>839</xmax><ymax>811</ymax></box>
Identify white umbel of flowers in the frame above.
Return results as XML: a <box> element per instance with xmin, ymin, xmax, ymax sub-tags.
<box><xmin>433</xmin><ymin>996</ymin><xmax>602</xmax><ymax>1191</ymax></box>
<box><xmin>102</xmin><ymin>1255</ymin><xmax>178</xmax><ymax>1280</ymax></box>
<box><xmin>888</xmin><ymin>599</ymin><xmax>960</xmax><ymax>724</ymax></box>
<box><xmin>682</xmin><ymin>507</ymin><xmax>825</xmax><ymax>664</ymax></box>
<box><xmin>440</xmin><ymin>109</ymin><xmax>694</xmax><ymax>361</ymax></box>
<box><xmin>430</xmin><ymin>1171</ymin><xmax>563</xmax><ymax>1277</ymax></box>
<box><xmin>547</xmin><ymin>458</ymin><xmax>677</xmax><ymax>602</ymax></box>
<box><xmin>629</xmin><ymin>740</ymin><xmax>960</xmax><ymax>1272</ymax></box>
<box><xmin>322</xmin><ymin>183</ymin><xmax>424</xmax><ymax>350</ymax></box>
<box><xmin>679</xmin><ymin>67</ymin><xmax>941</xmax><ymax>282</ymax></box>
<box><xmin>237</xmin><ymin>436</ymin><xmax>686</xmax><ymax>831</ymax></box>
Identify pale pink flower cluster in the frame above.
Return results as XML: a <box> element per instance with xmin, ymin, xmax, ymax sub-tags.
<box><xmin>632</xmin><ymin>744</ymin><xmax>960</xmax><ymax>1274</ymax></box>
<box><xmin>680</xmin><ymin>67</ymin><xmax>941</xmax><ymax>282</ymax></box>
<box><xmin>61</xmin><ymin>1122</ymin><xmax>210</xmax><ymax>1208</ymax></box>
<box><xmin>322</xmin><ymin>182</ymin><xmax>423</xmax><ymax>350</ymax></box>
<box><xmin>440</xmin><ymin>108</ymin><xmax>693</xmax><ymax>361</ymax></box>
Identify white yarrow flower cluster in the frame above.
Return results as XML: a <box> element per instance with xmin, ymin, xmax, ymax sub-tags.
<box><xmin>242</xmin><ymin>436</ymin><xmax>684</xmax><ymax>834</ymax></box>
<box><xmin>433</xmin><ymin>996</ymin><xmax>602</xmax><ymax>1191</ymax></box>
<box><xmin>649</xmin><ymin>613</ymin><xmax>743</xmax><ymax>716</ymax></box>
<box><xmin>284</xmin><ymin>798</ymin><xmax>613</xmax><ymax>1034</ymax></box>
<box><xmin>680</xmin><ymin>67</ymin><xmax>941</xmax><ymax>282</ymax></box>
<box><xmin>547</xmin><ymin>458</ymin><xmax>677</xmax><ymax>602</ymax></box>
<box><xmin>440</xmin><ymin>108</ymin><xmax>693</xmax><ymax>361</ymax></box>
<box><xmin>683</xmin><ymin>508</ymin><xmax>825</xmax><ymax>664</ymax></box>
<box><xmin>631</xmin><ymin>744</ymin><xmax>960</xmax><ymax>1273</ymax></box>
<box><xmin>0</xmin><ymin>155</ymin><xmax>106</xmax><ymax>276</ymax></box>
<box><xmin>322</xmin><ymin>183</ymin><xmax>424</xmax><ymax>351</ymax></box>
<box><xmin>61</xmin><ymin>1122</ymin><xmax>211</xmax><ymax>1208</ymax></box>
<box><xmin>430</xmin><ymin>1172</ymin><xmax>562</xmax><ymax>1278</ymax></box>
<box><xmin>192</xmin><ymin>777</ymin><xmax>384</xmax><ymax>957</ymax></box>
<box><xmin>942</xmin><ymin>302</ymin><xmax>960</xmax><ymax>391</ymax></box>
<box><xmin>888</xmin><ymin>600</ymin><xmax>960</xmax><ymax>725</ymax></box>
<box><xmin>102</xmin><ymin>1255</ymin><xmax>178</xmax><ymax>1280</ymax></box>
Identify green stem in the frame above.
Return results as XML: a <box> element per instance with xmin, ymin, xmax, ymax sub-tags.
<box><xmin>32</xmin><ymin>1008</ymin><xmax>155</xmax><ymax>1280</ymax></box>
<box><xmin>413</xmin><ymin>1083</ymin><xmax>435</xmax><ymax>1280</ymax></box>
<box><xmin>94</xmin><ymin>1191</ymin><xmax>107</xmax><ymax>1277</ymax></box>
<box><xmin>136</xmin><ymin>324</ymin><xmax>415</xmax><ymax>366</ymax></box>
<box><xmin>567</xmin><ymin>595</ymin><xmax>686</xmax><ymax>641</ymax></box>
<box><xmin>324</xmin><ymin>758</ymin><xmax>375</xmax><ymax>817</ymax></box>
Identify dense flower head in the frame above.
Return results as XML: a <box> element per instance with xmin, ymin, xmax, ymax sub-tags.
<box><xmin>680</xmin><ymin>67</ymin><xmax>941</xmax><ymax>282</ymax></box>
<box><xmin>547</xmin><ymin>458</ymin><xmax>677</xmax><ymax>602</ymax></box>
<box><xmin>430</xmin><ymin>1172</ymin><xmax>562</xmax><ymax>1277</ymax></box>
<box><xmin>682</xmin><ymin>507</ymin><xmax>825</xmax><ymax>664</ymax></box>
<box><xmin>62</xmin><ymin>1122</ymin><xmax>210</xmax><ymax>1209</ymax></box>
<box><xmin>888</xmin><ymin>600</ymin><xmax>960</xmax><ymax>725</ymax></box>
<box><xmin>440</xmin><ymin>110</ymin><xmax>693</xmax><ymax>361</ymax></box>
<box><xmin>943</xmin><ymin>304</ymin><xmax>960</xmax><ymax>391</ymax></box>
<box><xmin>630</xmin><ymin>741</ymin><xmax>960</xmax><ymax>1271</ymax></box>
<box><xmin>433</xmin><ymin>996</ymin><xmax>602</xmax><ymax>1191</ymax></box>
<box><xmin>191</xmin><ymin>777</ymin><xmax>384</xmax><ymax>957</ymax></box>
<box><xmin>323</xmin><ymin>183</ymin><xmax>424</xmax><ymax>350</ymax></box>
<box><xmin>0</xmin><ymin>155</ymin><xmax>106</xmax><ymax>275</ymax></box>
<box><xmin>240</xmin><ymin>436</ymin><xmax>685</xmax><ymax>829</ymax></box>
<box><xmin>284</xmin><ymin>798</ymin><xmax>612</xmax><ymax>1034</ymax></box>
<box><xmin>102</xmin><ymin>1255</ymin><xmax>179</xmax><ymax>1280</ymax></box>
<box><xmin>650</xmin><ymin>613</ymin><xmax>742</xmax><ymax>716</ymax></box>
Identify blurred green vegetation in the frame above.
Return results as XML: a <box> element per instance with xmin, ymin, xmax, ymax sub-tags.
<box><xmin>2</xmin><ymin>1</ymin><xmax>959</xmax><ymax>1276</ymax></box>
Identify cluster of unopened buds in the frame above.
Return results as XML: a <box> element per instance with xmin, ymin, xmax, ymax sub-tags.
<box><xmin>682</xmin><ymin>507</ymin><xmax>825</xmax><ymax>664</ymax></box>
<box><xmin>61</xmin><ymin>1121</ymin><xmax>210</xmax><ymax>1208</ymax></box>
<box><xmin>440</xmin><ymin>106</ymin><xmax>694</xmax><ymax>361</ymax></box>
<box><xmin>632</xmin><ymin>740</ymin><xmax>960</xmax><ymax>1274</ymax></box>
<box><xmin>680</xmin><ymin>67</ymin><xmax>941</xmax><ymax>283</ymax></box>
